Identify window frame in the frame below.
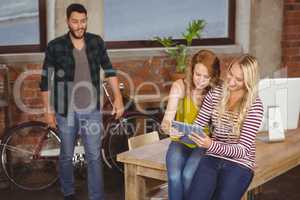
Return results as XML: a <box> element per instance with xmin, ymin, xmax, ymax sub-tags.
<box><xmin>0</xmin><ymin>0</ymin><xmax>47</xmax><ymax>54</ymax></box>
<box><xmin>106</xmin><ymin>0</ymin><xmax>236</xmax><ymax>49</ymax></box>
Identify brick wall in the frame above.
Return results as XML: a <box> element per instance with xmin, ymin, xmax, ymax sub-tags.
<box><xmin>282</xmin><ymin>0</ymin><xmax>300</xmax><ymax>77</ymax></box>
<box><xmin>0</xmin><ymin>53</ymin><xmax>236</xmax><ymax>138</ymax></box>
<box><xmin>0</xmin><ymin>64</ymin><xmax>46</xmax><ymax>138</ymax></box>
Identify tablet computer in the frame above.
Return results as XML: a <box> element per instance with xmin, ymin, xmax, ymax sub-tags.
<box><xmin>171</xmin><ymin>120</ymin><xmax>205</xmax><ymax>145</ymax></box>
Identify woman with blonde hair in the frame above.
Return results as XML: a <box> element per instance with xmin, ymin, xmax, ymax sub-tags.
<box><xmin>161</xmin><ymin>49</ymin><xmax>221</xmax><ymax>200</ymax></box>
<box><xmin>188</xmin><ymin>54</ymin><xmax>264</xmax><ymax>200</ymax></box>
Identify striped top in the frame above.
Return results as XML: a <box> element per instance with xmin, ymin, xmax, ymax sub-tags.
<box><xmin>194</xmin><ymin>85</ymin><xmax>264</xmax><ymax>170</ymax></box>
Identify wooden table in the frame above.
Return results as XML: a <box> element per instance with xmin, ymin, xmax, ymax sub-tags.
<box><xmin>117</xmin><ymin>129</ymin><xmax>300</xmax><ymax>200</ymax></box>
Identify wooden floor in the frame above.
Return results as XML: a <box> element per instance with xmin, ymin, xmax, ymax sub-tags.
<box><xmin>1</xmin><ymin>165</ymin><xmax>300</xmax><ymax>200</ymax></box>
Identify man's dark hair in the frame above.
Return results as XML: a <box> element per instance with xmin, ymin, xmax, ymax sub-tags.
<box><xmin>66</xmin><ymin>3</ymin><xmax>87</xmax><ymax>19</ymax></box>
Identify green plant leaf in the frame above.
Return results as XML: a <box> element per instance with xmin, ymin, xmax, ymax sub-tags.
<box><xmin>182</xmin><ymin>19</ymin><xmax>206</xmax><ymax>46</ymax></box>
<box><xmin>153</xmin><ymin>19</ymin><xmax>206</xmax><ymax>73</ymax></box>
<box><xmin>153</xmin><ymin>36</ymin><xmax>175</xmax><ymax>47</ymax></box>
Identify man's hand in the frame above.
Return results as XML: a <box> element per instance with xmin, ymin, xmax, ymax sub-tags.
<box><xmin>107</xmin><ymin>77</ymin><xmax>124</xmax><ymax>119</ymax></box>
<box><xmin>112</xmin><ymin>98</ymin><xmax>124</xmax><ymax>119</ymax></box>
<box><xmin>45</xmin><ymin>113</ymin><xmax>57</xmax><ymax>128</ymax></box>
<box><xmin>41</xmin><ymin>91</ymin><xmax>56</xmax><ymax>127</ymax></box>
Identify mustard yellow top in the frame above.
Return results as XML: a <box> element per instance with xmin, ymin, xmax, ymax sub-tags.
<box><xmin>172</xmin><ymin>97</ymin><xmax>199</xmax><ymax>148</ymax></box>
<box><xmin>175</xmin><ymin>96</ymin><xmax>199</xmax><ymax>124</ymax></box>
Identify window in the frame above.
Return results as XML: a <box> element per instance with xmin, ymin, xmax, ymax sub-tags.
<box><xmin>104</xmin><ymin>0</ymin><xmax>235</xmax><ymax>49</ymax></box>
<box><xmin>0</xmin><ymin>0</ymin><xmax>46</xmax><ymax>54</ymax></box>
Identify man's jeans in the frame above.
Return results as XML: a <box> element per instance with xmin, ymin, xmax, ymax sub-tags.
<box><xmin>56</xmin><ymin>110</ymin><xmax>103</xmax><ymax>200</ymax></box>
<box><xmin>188</xmin><ymin>155</ymin><xmax>254</xmax><ymax>200</ymax></box>
<box><xmin>166</xmin><ymin>141</ymin><xmax>205</xmax><ymax>200</ymax></box>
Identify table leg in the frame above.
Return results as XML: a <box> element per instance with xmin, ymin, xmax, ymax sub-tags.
<box><xmin>241</xmin><ymin>192</ymin><xmax>248</xmax><ymax>200</ymax></box>
<box><xmin>124</xmin><ymin>164</ymin><xmax>147</xmax><ymax>200</ymax></box>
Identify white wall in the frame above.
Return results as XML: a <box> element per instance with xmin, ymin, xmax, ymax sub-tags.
<box><xmin>54</xmin><ymin>0</ymin><xmax>103</xmax><ymax>38</ymax></box>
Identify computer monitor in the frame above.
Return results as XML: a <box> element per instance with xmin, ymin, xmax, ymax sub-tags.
<box><xmin>258</xmin><ymin>78</ymin><xmax>300</xmax><ymax>131</ymax></box>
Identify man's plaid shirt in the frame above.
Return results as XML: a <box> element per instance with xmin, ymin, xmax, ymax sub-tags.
<box><xmin>40</xmin><ymin>32</ymin><xmax>116</xmax><ymax>116</ymax></box>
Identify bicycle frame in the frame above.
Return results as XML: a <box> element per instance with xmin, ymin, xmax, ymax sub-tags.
<box><xmin>21</xmin><ymin>82</ymin><xmax>118</xmax><ymax>164</ymax></box>
<box><xmin>0</xmin><ymin>81</ymin><xmax>162</xmax><ymax>180</ymax></box>
<box><xmin>38</xmin><ymin>129</ymin><xmax>85</xmax><ymax>162</ymax></box>
<box><xmin>0</xmin><ymin>80</ymin><xmax>163</xmax><ymax>191</ymax></box>
<box><xmin>27</xmin><ymin>126</ymin><xmax>60</xmax><ymax>160</ymax></box>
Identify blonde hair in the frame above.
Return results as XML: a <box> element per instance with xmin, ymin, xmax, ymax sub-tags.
<box><xmin>184</xmin><ymin>49</ymin><xmax>221</xmax><ymax>97</ymax></box>
<box><xmin>216</xmin><ymin>54</ymin><xmax>259</xmax><ymax>136</ymax></box>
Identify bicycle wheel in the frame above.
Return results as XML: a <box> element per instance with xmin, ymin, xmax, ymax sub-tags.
<box><xmin>0</xmin><ymin>121</ymin><xmax>60</xmax><ymax>190</ymax></box>
<box><xmin>102</xmin><ymin>113</ymin><xmax>163</xmax><ymax>173</ymax></box>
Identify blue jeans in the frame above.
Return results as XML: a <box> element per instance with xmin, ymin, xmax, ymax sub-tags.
<box><xmin>166</xmin><ymin>141</ymin><xmax>205</xmax><ymax>200</ymax></box>
<box><xmin>188</xmin><ymin>155</ymin><xmax>254</xmax><ymax>200</ymax></box>
<box><xmin>56</xmin><ymin>110</ymin><xmax>104</xmax><ymax>200</ymax></box>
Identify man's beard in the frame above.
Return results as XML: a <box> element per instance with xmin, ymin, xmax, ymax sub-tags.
<box><xmin>69</xmin><ymin>26</ymin><xmax>86</xmax><ymax>39</ymax></box>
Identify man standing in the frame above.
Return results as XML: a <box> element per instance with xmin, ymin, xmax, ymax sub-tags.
<box><xmin>40</xmin><ymin>3</ymin><xmax>124</xmax><ymax>200</ymax></box>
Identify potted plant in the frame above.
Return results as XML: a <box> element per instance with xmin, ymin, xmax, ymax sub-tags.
<box><xmin>154</xmin><ymin>19</ymin><xmax>206</xmax><ymax>80</ymax></box>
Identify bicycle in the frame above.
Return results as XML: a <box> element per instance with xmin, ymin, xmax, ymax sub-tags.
<box><xmin>0</xmin><ymin>81</ymin><xmax>164</xmax><ymax>191</ymax></box>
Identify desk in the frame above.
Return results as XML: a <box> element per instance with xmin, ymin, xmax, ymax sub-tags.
<box><xmin>117</xmin><ymin>129</ymin><xmax>300</xmax><ymax>200</ymax></box>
